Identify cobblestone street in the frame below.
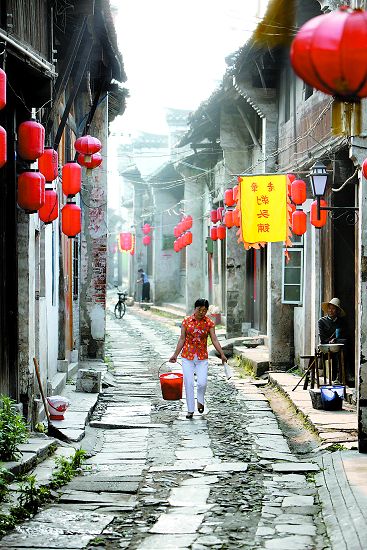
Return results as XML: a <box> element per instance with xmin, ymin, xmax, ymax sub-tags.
<box><xmin>0</xmin><ymin>307</ymin><xmax>330</xmax><ymax>549</ymax></box>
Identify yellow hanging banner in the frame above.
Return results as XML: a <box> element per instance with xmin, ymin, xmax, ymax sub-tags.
<box><xmin>239</xmin><ymin>174</ymin><xmax>288</xmax><ymax>243</ymax></box>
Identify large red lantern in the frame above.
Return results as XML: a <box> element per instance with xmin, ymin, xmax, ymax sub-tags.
<box><xmin>0</xmin><ymin>68</ymin><xmax>6</xmax><ymax>110</ymax></box>
<box><xmin>291</xmin><ymin>7</ymin><xmax>367</xmax><ymax>102</ymax></box>
<box><xmin>217</xmin><ymin>225</ymin><xmax>226</xmax><ymax>240</ymax></box>
<box><xmin>291</xmin><ymin>180</ymin><xmax>307</xmax><ymax>205</ymax></box>
<box><xmin>119</xmin><ymin>232</ymin><xmax>133</xmax><ymax>251</ymax></box>
<box><xmin>174</xmin><ymin>225</ymin><xmax>180</xmax><ymax>238</ymax></box>
<box><xmin>224</xmin><ymin>188</ymin><xmax>235</xmax><ymax>207</ymax></box>
<box><xmin>39</xmin><ymin>189</ymin><xmax>58</xmax><ymax>224</ymax></box>
<box><xmin>292</xmin><ymin>210</ymin><xmax>307</xmax><ymax>235</ymax></box>
<box><xmin>74</xmin><ymin>135</ymin><xmax>101</xmax><ymax>162</ymax></box>
<box><xmin>233</xmin><ymin>209</ymin><xmax>241</xmax><ymax>227</ymax></box>
<box><xmin>174</xmin><ymin>240</ymin><xmax>180</xmax><ymax>252</ymax></box>
<box><xmin>0</xmin><ymin>125</ymin><xmax>6</xmax><ymax>168</ymax></box>
<box><xmin>62</xmin><ymin>162</ymin><xmax>82</xmax><ymax>197</ymax></box>
<box><xmin>233</xmin><ymin>185</ymin><xmax>239</xmax><ymax>203</ymax></box>
<box><xmin>224</xmin><ymin>210</ymin><xmax>234</xmax><ymax>228</ymax></box>
<box><xmin>62</xmin><ymin>202</ymin><xmax>81</xmax><ymax>237</ymax></box>
<box><xmin>210</xmin><ymin>227</ymin><xmax>218</xmax><ymax>241</ymax></box>
<box><xmin>310</xmin><ymin>199</ymin><xmax>327</xmax><ymax>228</ymax></box>
<box><xmin>18</xmin><ymin>120</ymin><xmax>45</xmax><ymax>161</ymax></box>
<box><xmin>17</xmin><ymin>170</ymin><xmax>45</xmax><ymax>213</ymax></box>
<box><xmin>143</xmin><ymin>235</ymin><xmax>151</xmax><ymax>246</ymax></box>
<box><xmin>38</xmin><ymin>148</ymin><xmax>58</xmax><ymax>182</ymax></box>
<box><xmin>186</xmin><ymin>231</ymin><xmax>192</xmax><ymax>245</ymax></box>
<box><xmin>77</xmin><ymin>152</ymin><xmax>102</xmax><ymax>173</ymax></box>
<box><xmin>210</xmin><ymin>210</ymin><xmax>218</xmax><ymax>223</ymax></box>
<box><xmin>185</xmin><ymin>215</ymin><xmax>193</xmax><ymax>230</ymax></box>
<box><xmin>142</xmin><ymin>223</ymin><xmax>151</xmax><ymax>235</ymax></box>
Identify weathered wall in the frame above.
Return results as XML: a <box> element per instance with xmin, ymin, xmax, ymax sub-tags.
<box><xmin>80</xmin><ymin>97</ymin><xmax>108</xmax><ymax>360</ymax></box>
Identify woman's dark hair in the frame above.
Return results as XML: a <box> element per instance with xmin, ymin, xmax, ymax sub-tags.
<box><xmin>194</xmin><ymin>298</ymin><xmax>209</xmax><ymax>309</ymax></box>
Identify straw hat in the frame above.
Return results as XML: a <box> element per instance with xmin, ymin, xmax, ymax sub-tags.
<box><xmin>321</xmin><ymin>297</ymin><xmax>345</xmax><ymax>317</ymax></box>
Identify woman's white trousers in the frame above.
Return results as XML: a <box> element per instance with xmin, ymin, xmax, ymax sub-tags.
<box><xmin>181</xmin><ymin>356</ymin><xmax>208</xmax><ymax>413</ymax></box>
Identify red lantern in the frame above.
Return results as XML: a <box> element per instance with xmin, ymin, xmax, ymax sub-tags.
<box><xmin>216</xmin><ymin>207</ymin><xmax>224</xmax><ymax>222</ymax></box>
<box><xmin>177</xmin><ymin>235</ymin><xmax>184</xmax><ymax>250</ymax></box>
<box><xmin>119</xmin><ymin>232</ymin><xmax>133</xmax><ymax>251</ymax></box>
<box><xmin>174</xmin><ymin>225</ymin><xmax>180</xmax><ymax>238</ymax></box>
<box><xmin>62</xmin><ymin>202</ymin><xmax>81</xmax><ymax>237</ymax></box>
<box><xmin>18</xmin><ymin>120</ymin><xmax>45</xmax><ymax>161</ymax></box>
<box><xmin>210</xmin><ymin>227</ymin><xmax>218</xmax><ymax>241</ymax></box>
<box><xmin>143</xmin><ymin>235</ymin><xmax>151</xmax><ymax>246</ymax></box>
<box><xmin>224</xmin><ymin>188</ymin><xmax>235</xmax><ymax>207</ymax></box>
<box><xmin>174</xmin><ymin>240</ymin><xmax>180</xmax><ymax>252</ymax></box>
<box><xmin>186</xmin><ymin>231</ymin><xmax>192</xmax><ymax>245</ymax></box>
<box><xmin>0</xmin><ymin>125</ymin><xmax>6</xmax><ymax>168</ymax></box>
<box><xmin>77</xmin><ymin>152</ymin><xmax>102</xmax><ymax>172</ymax></box>
<box><xmin>177</xmin><ymin>221</ymin><xmax>185</xmax><ymax>235</ymax></box>
<box><xmin>210</xmin><ymin>209</ymin><xmax>218</xmax><ymax>223</ymax></box>
<box><xmin>310</xmin><ymin>199</ymin><xmax>327</xmax><ymax>228</ymax></box>
<box><xmin>38</xmin><ymin>148</ymin><xmax>58</xmax><ymax>182</ymax></box>
<box><xmin>0</xmin><ymin>68</ymin><xmax>6</xmax><ymax>110</ymax></box>
<box><xmin>39</xmin><ymin>189</ymin><xmax>58</xmax><ymax>224</ymax></box>
<box><xmin>292</xmin><ymin>210</ymin><xmax>307</xmax><ymax>235</ymax></box>
<box><xmin>186</xmin><ymin>215</ymin><xmax>193</xmax><ymax>229</ymax></box>
<box><xmin>62</xmin><ymin>162</ymin><xmax>82</xmax><ymax>197</ymax></box>
<box><xmin>291</xmin><ymin>7</ymin><xmax>367</xmax><ymax>102</ymax></box>
<box><xmin>287</xmin><ymin>174</ymin><xmax>296</xmax><ymax>196</ymax></box>
<box><xmin>217</xmin><ymin>225</ymin><xmax>226</xmax><ymax>240</ymax></box>
<box><xmin>362</xmin><ymin>158</ymin><xmax>367</xmax><ymax>179</ymax></box>
<box><xmin>224</xmin><ymin>211</ymin><xmax>234</xmax><ymax>228</ymax></box>
<box><xmin>233</xmin><ymin>185</ymin><xmax>239</xmax><ymax>203</ymax></box>
<box><xmin>182</xmin><ymin>232</ymin><xmax>189</xmax><ymax>247</ymax></box>
<box><xmin>142</xmin><ymin>223</ymin><xmax>151</xmax><ymax>235</ymax></box>
<box><xmin>291</xmin><ymin>180</ymin><xmax>307</xmax><ymax>205</ymax></box>
<box><xmin>17</xmin><ymin>170</ymin><xmax>45</xmax><ymax>213</ymax></box>
<box><xmin>74</xmin><ymin>135</ymin><xmax>101</xmax><ymax>162</ymax></box>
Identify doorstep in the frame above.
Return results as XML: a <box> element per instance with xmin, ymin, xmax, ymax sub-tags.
<box><xmin>234</xmin><ymin>345</ymin><xmax>270</xmax><ymax>376</ymax></box>
<box><xmin>268</xmin><ymin>372</ymin><xmax>358</xmax><ymax>448</ymax></box>
<box><xmin>0</xmin><ymin>434</ymin><xmax>58</xmax><ymax>477</ymax></box>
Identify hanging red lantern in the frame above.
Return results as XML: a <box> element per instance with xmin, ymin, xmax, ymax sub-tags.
<box><xmin>210</xmin><ymin>227</ymin><xmax>218</xmax><ymax>241</ymax></box>
<box><xmin>292</xmin><ymin>210</ymin><xmax>307</xmax><ymax>235</ymax></box>
<box><xmin>186</xmin><ymin>231</ymin><xmax>192</xmax><ymax>245</ymax></box>
<box><xmin>210</xmin><ymin>209</ymin><xmax>218</xmax><ymax>223</ymax></box>
<box><xmin>62</xmin><ymin>202</ymin><xmax>81</xmax><ymax>237</ymax></box>
<box><xmin>177</xmin><ymin>221</ymin><xmax>185</xmax><ymax>235</ymax></box>
<box><xmin>177</xmin><ymin>235</ymin><xmax>184</xmax><ymax>250</ymax></box>
<box><xmin>291</xmin><ymin>179</ymin><xmax>307</xmax><ymax>205</ymax></box>
<box><xmin>310</xmin><ymin>199</ymin><xmax>328</xmax><ymax>228</ymax></box>
<box><xmin>0</xmin><ymin>68</ymin><xmax>6</xmax><ymax>110</ymax></box>
<box><xmin>224</xmin><ymin>188</ymin><xmax>235</xmax><ymax>207</ymax></box>
<box><xmin>74</xmin><ymin>135</ymin><xmax>101</xmax><ymax>162</ymax></box>
<box><xmin>224</xmin><ymin>210</ymin><xmax>234</xmax><ymax>228</ymax></box>
<box><xmin>174</xmin><ymin>240</ymin><xmax>180</xmax><ymax>252</ymax></box>
<box><xmin>233</xmin><ymin>185</ymin><xmax>239</xmax><ymax>203</ymax></box>
<box><xmin>362</xmin><ymin>158</ymin><xmax>367</xmax><ymax>179</ymax></box>
<box><xmin>62</xmin><ymin>162</ymin><xmax>82</xmax><ymax>197</ymax></box>
<box><xmin>216</xmin><ymin>206</ymin><xmax>224</xmax><ymax>222</ymax></box>
<box><xmin>182</xmin><ymin>232</ymin><xmax>189</xmax><ymax>247</ymax></box>
<box><xmin>291</xmin><ymin>7</ymin><xmax>367</xmax><ymax>102</ymax></box>
<box><xmin>142</xmin><ymin>223</ymin><xmax>151</xmax><ymax>235</ymax></box>
<box><xmin>143</xmin><ymin>235</ymin><xmax>151</xmax><ymax>246</ymax></box>
<box><xmin>217</xmin><ymin>225</ymin><xmax>226</xmax><ymax>240</ymax></box>
<box><xmin>77</xmin><ymin>152</ymin><xmax>102</xmax><ymax>174</ymax></box>
<box><xmin>119</xmin><ymin>232</ymin><xmax>133</xmax><ymax>251</ymax></box>
<box><xmin>18</xmin><ymin>120</ymin><xmax>45</xmax><ymax>161</ymax></box>
<box><xmin>39</xmin><ymin>189</ymin><xmax>58</xmax><ymax>224</ymax></box>
<box><xmin>174</xmin><ymin>225</ymin><xmax>180</xmax><ymax>238</ymax></box>
<box><xmin>0</xmin><ymin>125</ymin><xmax>6</xmax><ymax>168</ymax></box>
<box><xmin>17</xmin><ymin>170</ymin><xmax>45</xmax><ymax>213</ymax></box>
<box><xmin>38</xmin><ymin>148</ymin><xmax>58</xmax><ymax>182</ymax></box>
<box><xmin>287</xmin><ymin>174</ymin><xmax>296</xmax><ymax>196</ymax></box>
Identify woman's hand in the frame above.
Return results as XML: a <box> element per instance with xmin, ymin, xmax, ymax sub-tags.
<box><xmin>169</xmin><ymin>355</ymin><xmax>177</xmax><ymax>363</ymax></box>
<box><xmin>220</xmin><ymin>353</ymin><xmax>227</xmax><ymax>364</ymax></box>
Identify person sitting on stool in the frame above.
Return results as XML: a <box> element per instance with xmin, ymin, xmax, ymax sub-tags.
<box><xmin>318</xmin><ymin>297</ymin><xmax>347</xmax><ymax>384</ymax></box>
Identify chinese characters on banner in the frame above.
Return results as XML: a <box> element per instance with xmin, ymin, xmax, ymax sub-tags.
<box><xmin>239</xmin><ymin>175</ymin><xmax>288</xmax><ymax>243</ymax></box>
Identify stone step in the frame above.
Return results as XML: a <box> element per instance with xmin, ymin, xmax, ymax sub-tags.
<box><xmin>0</xmin><ymin>435</ymin><xmax>58</xmax><ymax>477</ymax></box>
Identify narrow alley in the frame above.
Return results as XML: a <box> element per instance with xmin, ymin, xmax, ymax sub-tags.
<box><xmin>0</xmin><ymin>304</ymin><xmax>331</xmax><ymax>550</ymax></box>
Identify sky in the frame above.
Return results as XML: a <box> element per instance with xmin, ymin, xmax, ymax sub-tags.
<box><xmin>110</xmin><ymin>0</ymin><xmax>268</xmax><ymax>135</ymax></box>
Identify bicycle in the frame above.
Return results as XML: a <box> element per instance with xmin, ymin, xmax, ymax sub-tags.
<box><xmin>114</xmin><ymin>290</ymin><xmax>128</xmax><ymax>319</ymax></box>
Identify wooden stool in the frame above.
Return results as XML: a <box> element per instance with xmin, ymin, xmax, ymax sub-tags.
<box><xmin>292</xmin><ymin>352</ymin><xmax>320</xmax><ymax>391</ymax></box>
<box><xmin>317</xmin><ymin>345</ymin><xmax>345</xmax><ymax>387</ymax></box>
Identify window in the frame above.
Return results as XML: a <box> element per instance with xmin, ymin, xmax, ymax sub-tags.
<box><xmin>282</xmin><ymin>235</ymin><xmax>303</xmax><ymax>304</ymax></box>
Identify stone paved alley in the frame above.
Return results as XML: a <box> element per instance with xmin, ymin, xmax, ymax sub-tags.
<box><xmin>0</xmin><ymin>307</ymin><xmax>335</xmax><ymax>549</ymax></box>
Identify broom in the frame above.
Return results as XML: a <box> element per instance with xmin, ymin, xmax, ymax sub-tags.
<box><xmin>33</xmin><ymin>357</ymin><xmax>71</xmax><ymax>443</ymax></box>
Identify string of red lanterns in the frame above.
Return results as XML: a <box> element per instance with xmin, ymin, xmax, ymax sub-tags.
<box><xmin>173</xmin><ymin>215</ymin><xmax>193</xmax><ymax>252</ymax></box>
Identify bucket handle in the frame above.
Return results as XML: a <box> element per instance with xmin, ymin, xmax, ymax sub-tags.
<box><xmin>158</xmin><ymin>360</ymin><xmax>182</xmax><ymax>378</ymax></box>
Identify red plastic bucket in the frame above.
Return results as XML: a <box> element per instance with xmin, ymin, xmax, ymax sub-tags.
<box><xmin>158</xmin><ymin>362</ymin><xmax>183</xmax><ymax>400</ymax></box>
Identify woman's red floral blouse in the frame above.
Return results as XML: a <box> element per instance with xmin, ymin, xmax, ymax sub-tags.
<box><xmin>181</xmin><ymin>315</ymin><xmax>215</xmax><ymax>360</ymax></box>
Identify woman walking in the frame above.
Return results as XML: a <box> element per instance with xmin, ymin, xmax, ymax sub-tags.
<box><xmin>169</xmin><ymin>298</ymin><xmax>227</xmax><ymax>419</ymax></box>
